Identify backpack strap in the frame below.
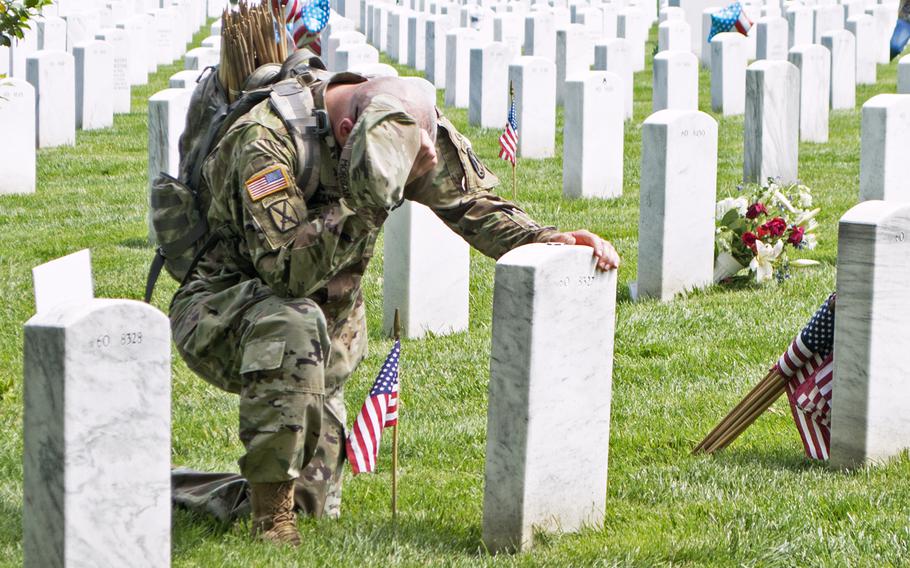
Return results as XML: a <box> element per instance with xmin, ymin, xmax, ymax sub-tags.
<box><xmin>269</xmin><ymin>79</ymin><xmax>330</xmax><ymax>201</ymax></box>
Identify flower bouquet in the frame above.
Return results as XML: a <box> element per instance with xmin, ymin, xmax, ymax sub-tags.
<box><xmin>714</xmin><ymin>179</ymin><xmax>820</xmax><ymax>284</ymax></box>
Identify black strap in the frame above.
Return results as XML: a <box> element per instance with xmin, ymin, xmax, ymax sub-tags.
<box><xmin>144</xmin><ymin>249</ymin><xmax>167</xmax><ymax>304</ymax></box>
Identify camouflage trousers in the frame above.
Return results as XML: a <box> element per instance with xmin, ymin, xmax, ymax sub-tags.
<box><xmin>170</xmin><ymin>276</ymin><xmax>368</xmax><ymax>519</ymax></box>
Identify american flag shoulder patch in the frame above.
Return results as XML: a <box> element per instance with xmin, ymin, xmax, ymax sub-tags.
<box><xmin>245</xmin><ymin>164</ymin><xmax>291</xmax><ymax>202</ymax></box>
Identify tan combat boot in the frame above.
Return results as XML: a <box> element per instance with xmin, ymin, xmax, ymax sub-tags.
<box><xmin>249</xmin><ymin>481</ymin><xmax>301</xmax><ymax>546</ymax></box>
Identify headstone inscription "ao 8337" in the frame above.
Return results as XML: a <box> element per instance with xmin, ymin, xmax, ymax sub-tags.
<box><xmin>482</xmin><ymin>243</ymin><xmax>617</xmax><ymax>553</ymax></box>
<box><xmin>830</xmin><ymin>200</ymin><xmax>910</xmax><ymax>469</ymax></box>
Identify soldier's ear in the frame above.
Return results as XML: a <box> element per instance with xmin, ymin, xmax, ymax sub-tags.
<box><xmin>337</xmin><ymin>117</ymin><xmax>355</xmax><ymax>145</ymax></box>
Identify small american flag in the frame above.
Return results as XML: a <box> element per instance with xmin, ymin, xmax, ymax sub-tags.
<box><xmin>346</xmin><ymin>341</ymin><xmax>400</xmax><ymax>475</ymax></box>
<box><xmin>245</xmin><ymin>166</ymin><xmax>290</xmax><ymax>201</ymax></box>
<box><xmin>776</xmin><ymin>293</ymin><xmax>836</xmax><ymax>460</ymax></box>
<box><xmin>498</xmin><ymin>84</ymin><xmax>518</xmax><ymax>165</ymax></box>
<box><xmin>273</xmin><ymin>0</ymin><xmax>329</xmax><ymax>53</ymax></box>
<box><xmin>708</xmin><ymin>2</ymin><xmax>753</xmax><ymax>42</ymax></box>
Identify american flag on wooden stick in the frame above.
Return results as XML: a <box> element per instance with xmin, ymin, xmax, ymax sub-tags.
<box><xmin>346</xmin><ymin>340</ymin><xmax>400</xmax><ymax>475</ymax></box>
<box><xmin>777</xmin><ymin>293</ymin><xmax>835</xmax><ymax>460</ymax></box>
<box><xmin>694</xmin><ymin>293</ymin><xmax>836</xmax><ymax>457</ymax></box>
<box><xmin>498</xmin><ymin>84</ymin><xmax>518</xmax><ymax>165</ymax></box>
<box><xmin>273</xmin><ymin>0</ymin><xmax>329</xmax><ymax>53</ymax></box>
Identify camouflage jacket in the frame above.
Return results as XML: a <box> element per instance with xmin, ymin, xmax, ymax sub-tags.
<box><xmin>186</xmin><ymin>75</ymin><xmax>558</xmax><ymax>315</ymax></box>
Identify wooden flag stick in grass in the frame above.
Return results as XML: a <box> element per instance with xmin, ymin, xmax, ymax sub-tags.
<box><xmin>391</xmin><ymin>308</ymin><xmax>401</xmax><ymax>521</ymax></box>
<box><xmin>693</xmin><ymin>368</ymin><xmax>778</xmax><ymax>453</ymax></box>
<box><xmin>694</xmin><ymin>369</ymin><xmax>788</xmax><ymax>454</ymax></box>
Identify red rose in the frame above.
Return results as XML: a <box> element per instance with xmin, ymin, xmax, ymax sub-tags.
<box><xmin>742</xmin><ymin>231</ymin><xmax>758</xmax><ymax>250</ymax></box>
<box><xmin>788</xmin><ymin>226</ymin><xmax>805</xmax><ymax>246</ymax></box>
<box><xmin>746</xmin><ymin>203</ymin><xmax>768</xmax><ymax>219</ymax></box>
<box><xmin>764</xmin><ymin>217</ymin><xmax>787</xmax><ymax>237</ymax></box>
<box><xmin>757</xmin><ymin>225</ymin><xmax>769</xmax><ymax>238</ymax></box>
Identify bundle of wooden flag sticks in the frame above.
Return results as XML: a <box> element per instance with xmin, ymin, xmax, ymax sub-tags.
<box><xmin>692</xmin><ymin>367</ymin><xmax>789</xmax><ymax>454</ymax></box>
<box><xmin>219</xmin><ymin>1</ymin><xmax>288</xmax><ymax>101</ymax></box>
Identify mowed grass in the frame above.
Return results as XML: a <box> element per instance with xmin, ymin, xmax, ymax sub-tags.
<box><xmin>2</xmin><ymin>22</ymin><xmax>910</xmax><ymax>567</ymax></box>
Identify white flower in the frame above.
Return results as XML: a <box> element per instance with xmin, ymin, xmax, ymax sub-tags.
<box><xmin>716</xmin><ymin>197</ymin><xmax>748</xmax><ymax>221</ymax></box>
<box><xmin>749</xmin><ymin>239</ymin><xmax>784</xmax><ymax>283</ymax></box>
<box><xmin>791</xmin><ymin>259</ymin><xmax>820</xmax><ymax>267</ymax></box>
<box><xmin>796</xmin><ymin>186</ymin><xmax>813</xmax><ymax>208</ymax></box>
<box><xmin>792</xmin><ymin>207</ymin><xmax>821</xmax><ymax>227</ymax></box>
<box><xmin>801</xmin><ymin>233</ymin><xmax>818</xmax><ymax>250</ymax></box>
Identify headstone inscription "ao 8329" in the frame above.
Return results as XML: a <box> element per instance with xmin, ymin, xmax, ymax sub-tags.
<box><xmin>830</xmin><ymin>200</ymin><xmax>910</xmax><ymax>469</ymax></box>
<box><xmin>23</xmin><ymin>253</ymin><xmax>171</xmax><ymax>567</ymax></box>
<box><xmin>482</xmin><ymin>243</ymin><xmax>617</xmax><ymax>553</ymax></box>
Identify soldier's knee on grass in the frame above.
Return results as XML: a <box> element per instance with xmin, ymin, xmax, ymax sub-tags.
<box><xmin>236</xmin><ymin>296</ymin><xmax>333</xmax><ymax>483</ymax></box>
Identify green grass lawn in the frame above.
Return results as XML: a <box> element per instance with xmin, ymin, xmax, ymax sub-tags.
<box><xmin>2</xmin><ymin>22</ymin><xmax>910</xmax><ymax>567</ymax></box>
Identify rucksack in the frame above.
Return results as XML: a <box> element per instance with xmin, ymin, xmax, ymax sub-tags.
<box><xmin>145</xmin><ymin>56</ymin><xmax>332</xmax><ymax>303</ymax></box>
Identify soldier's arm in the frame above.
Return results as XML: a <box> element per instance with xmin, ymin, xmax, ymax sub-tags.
<box><xmin>403</xmin><ymin>115</ymin><xmax>560</xmax><ymax>260</ymax></box>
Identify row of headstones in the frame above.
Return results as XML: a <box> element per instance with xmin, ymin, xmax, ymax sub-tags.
<box><xmin>328</xmin><ymin>0</ymin><xmax>900</xmax><ymax>203</ymax></box>
<box><xmin>317</xmin><ymin>3</ymin><xmax>910</xmax><ymax>324</ymax></box>
<box><xmin>0</xmin><ymin>0</ymin><xmax>226</xmax><ymax>196</ymax></box>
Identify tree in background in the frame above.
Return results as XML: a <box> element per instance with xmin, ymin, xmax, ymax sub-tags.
<box><xmin>1</xmin><ymin>0</ymin><xmax>53</xmax><ymax>47</ymax></box>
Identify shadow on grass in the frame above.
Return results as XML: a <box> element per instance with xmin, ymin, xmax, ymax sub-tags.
<box><xmin>119</xmin><ymin>237</ymin><xmax>153</xmax><ymax>250</ymax></box>
<box><xmin>707</xmin><ymin>445</ymin><xmax>834</xmax><ymax>474</ymax></box>
<box><xmin>172</xmin><ymin>506</ymin><xmax>487</xmax><ymax>558</ymax></box>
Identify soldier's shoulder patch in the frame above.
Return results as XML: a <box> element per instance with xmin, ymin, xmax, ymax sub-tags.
<box><xmin>245</xmin><ymin>164</ymin><xmax>291</xmax><ymax>202</ymax></box>
<box><xmin>267</xmin><ymin>199</ymin><xmax>300</xmax><ymax>233</ymax></box>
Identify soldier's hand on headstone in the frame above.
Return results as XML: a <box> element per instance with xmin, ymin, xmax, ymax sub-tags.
<box><xmin>406</xmin><ymin>129</ymin><xmax>438</xmax><ymax>185</ymax></box>
<box><xmin>548</xmin><ymin>230</ymin><xmax>620</xmax><ymax>271</ymax></box>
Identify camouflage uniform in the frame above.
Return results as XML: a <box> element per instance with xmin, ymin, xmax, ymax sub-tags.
<box><xmin>170</xmin><ymin>72</ymin><xmax>558</xmax><ymax>520</ymax></box>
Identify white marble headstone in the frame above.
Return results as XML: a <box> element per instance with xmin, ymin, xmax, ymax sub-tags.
<box><xmin>148</xmin><ymin>88</ymin><xmax>192</xmax><ymax>201</ymax></box>
<box><xmin>594</xmin><ymin>38</ymin><xmax>633</xmax><ymax>120</ymax></box>
<box><xmin>788</xmin><ymin>44</ymin><xmax>830</xmax><ymax>143</ymax></box>
<box><xmin>38</xmin><ymin>15</ymin><xmax>68</xmax><ymax>51</ymax></box>
<box><xmin>335</xmin><ymin>43</ymin><xmax>380</xmax><ymax>72</ymax></box>
<box><xmin>509</xmin><ymin>55</ymin><xmax>556</xmax><ymax>159</ymax></box>
<box><xmin>859</xmin><ymin>94</ymin><xmax>910</xmax><ymax>203</ymax></box>
<box><xmin>382</xmin><ymin>201</ymin><xmax>469</xmax><ymax>339</ymax></box>
<box><xmin>555</xmin><ymin>25</ymin><xmax>594</xmax><ymax>106</ymax></box>
<box><xmin>658</xmin><ymin>19</ymin><xmax>691</xmax><ymax>52</ymax></box>
<box><xmin>710</xmin><ymin>33</ymin><xmax>746</xmax><ymax>115</ymax></box>
<box><xmin>812</xmin><ymin>4</ymin><xmax>844</xmax><ymax>43</ymax></box>
<box><xmin>482</xmin><ymin>243</ymin><xmax>616</xmax><ymax>553</ymax></box>
<box><xmin>184</xmin><ymin>46</ymin><xmax>219</xmax><ymax>71</ymax></box>
<box><xmin>653</xmin><ymin>49</ymin><xmax>698</xmax><ymax>112</ymax></box>
<box><xmin>74</xmin><ymin>40</ymin><xmax>114</xmax><ymax>131</ymax></box>
<box><xmin>743</xmin><ymin>59</ymin><xmax>799</xmax><ymax>184</ymax></box>
<box><xmin>64</xmin><ymin>11</ymin><xmax>101</xmax><ymax>52</ymax></box>
<box><xmin>563</xmin><ymin>71</ymin><xmax>624</xmax><ymax>199</ymax></box>
<box><xmin>26</xmin><ymin>50</ymin><xmax>77</xmax><ymax>149</ymax></box>
<box><xmin>847</xmin><ymin>15</ymin><xmax>877</xmax><ymax>86</ymax></box>
<box><xmin>667</xmin><ymin>0</ymin><xmax>727</xmax><ymax>61</ymax></box>
<box><xmin>618</xmin><ymin>8</ymin><xmax>646</xmax><ymax>71</ymax></box>
<box><xmin>866</xmin><ymin>5</ymin><xmax>892</xmax><ymax>65</ymax></box>
<box><xmin>407</xmin><ymin>14</ymin><xmax>427</xmax><ymax>70</ymax></box>
<box><xmin>524</xmin><ymin>12</ymin><xmax>556</xmax><ymax>61</ymax></box>
<box><xmin>821</xmin><ymin>30</ymin><xmax>855</xmax><ymax>110</ymax></box>
<box><xmin>636</xmin><ymin>109</ymin><xmax>718</xmax><ymax>301</ymax></box>
<box><xmin>23</xmin><ymin>298</ymin><xmax>171</xmax><ymax>567</ymax></box>
<box><xmin>0</xmin><ymin>78</ymin><xmax>37</xmax><ymax>195</ymax></box>
<box><xmin>444</xmin><ymin>27</ymin><xmax>480</xmax><ymax>108</ymax></box>
<box><xmin>830</xmin><ymin>200</ymin><xmax>910</xmax><ymax>469</ymax></box>
<box><xmin>95</xmin><ymin>28</ymin><xmax>131</xmax><ymax>114</ymax></box>
<box><xmin>425</xmin><ymin>16</ymin><xmax>453</xmax><ymax>88</ymax></box>
<box><xmin>117</xmin><ymin>15</ymin><xmax>151</xmax><ymax>85</ymax></box>
<box><xmin>899</xmin><ymin>55</ymin><xmax>910</xmax><ymax>95</ymax></box>
<box><xmin>469</xmin><ymin>41</ymin><xmax>514</xmax><ymax>128</ymax></box>
<box><xmin>786</xmin><ymin>5</ymin><xmax>813</xmax><ymax>48</ymax></box>
<box><xmin>756</xmin><ymin>16</ymin><xmax>789</xmax><ymax>61</ymax></box>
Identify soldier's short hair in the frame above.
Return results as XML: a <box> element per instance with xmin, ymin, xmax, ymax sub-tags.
<box><xmin>349</xmin><ymin>78</ymin><xmax>437</xmax><ymax>142</ymax></box>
